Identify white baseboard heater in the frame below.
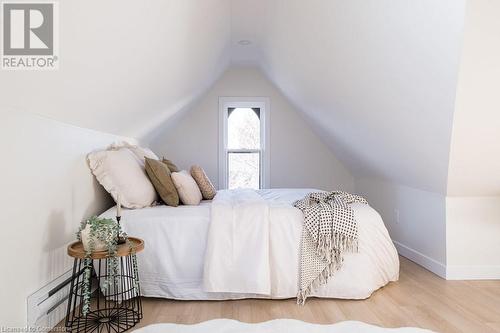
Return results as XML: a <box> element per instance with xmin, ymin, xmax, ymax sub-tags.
<box><xmin>27</xmin><ymin>268</ymin><xmax>84</xmax><ymax>329</ymax></box>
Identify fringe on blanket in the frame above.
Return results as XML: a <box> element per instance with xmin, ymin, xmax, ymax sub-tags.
<box><xmin>316</xmin><ymin>232</ymin><xmax>358</xmax><ymax>264</ymax></box>
<box><xmin>297</xmin><ymin>233</ymin><xmax>358</xmax><ymax>305</ymax></box>
<box><xmin>297</xmin><ymin>260</ymin><xmax>341</xmax><ymax>305</ymax></box>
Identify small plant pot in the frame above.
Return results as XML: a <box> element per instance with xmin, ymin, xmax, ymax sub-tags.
<box><xmin>80</xmin><ymin>224</ymin><xmax>110</xmax><ymax>252</ymax></box>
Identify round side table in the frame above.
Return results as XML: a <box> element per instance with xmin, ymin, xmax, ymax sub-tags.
<box><xmin>65</xmin><ymin>237</ymin><xmax>145</xmax><ymax>333</ymax></box>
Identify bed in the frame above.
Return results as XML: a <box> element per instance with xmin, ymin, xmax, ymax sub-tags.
<box><xmin>100</xmin><ymin>188</ymin><xmax>399</xmax><ymax>300</ymax></box>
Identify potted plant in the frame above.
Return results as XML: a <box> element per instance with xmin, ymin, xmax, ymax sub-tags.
<box><xmin>76</xmin><ymin>216</ymin><xmax>138</xmax><ymax>315</ymax></box>
<box><xmin>79</xmin><ymin>216</ymin><xmax>119</xmax><ymax>252</ymax></box>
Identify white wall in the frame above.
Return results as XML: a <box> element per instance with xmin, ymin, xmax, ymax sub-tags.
<box><xmin>356</xmin><ymin>178</ymin><xmax>447</xmax><ymax>277</ymax></box>
<box><xmin>445</xmin><ymin>0</ymin><xmax>500</xmax><ymax>279</ymax></box>
<box><xmin>446</xmin><ymin>197</ymin><xmax>500</xmax><ymax>279</ymax></box>
<box><xmin>150</xmin><ymin>67</ymin><xmax>354</xmax><ymax>191</ymax></box>
<box><xmin>447</xmin><ymin>0</ymin><xmax>500</xmax><ymax>197</ymax></box>
<box><xmin>357</xmin><ymin>0</ymin><xmax>500</xmax><ymax>280</ymax></box>
<box><xmin>448</xmin><ymin>0</ymin><xmax>500</xmax><ymax>197</ymax></box>
<box><xmin>0</xmin><ymin>110</ymin><xmax>133</xmax><ymax>326</ymax></box>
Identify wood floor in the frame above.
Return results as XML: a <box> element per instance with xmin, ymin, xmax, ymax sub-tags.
<box><xmin>57</xmin><ymin>256</ymin><xmax>500</xmax><ymax>332</ymax></box>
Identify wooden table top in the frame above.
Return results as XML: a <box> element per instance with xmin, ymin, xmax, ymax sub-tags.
<box><xmin>67</xmin><ymin>237</ymin><xmax>144</xmax><ymax>259</ymax></box>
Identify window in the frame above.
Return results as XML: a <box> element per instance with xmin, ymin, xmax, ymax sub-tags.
<box><xmin>219</xmin><ymin>97</ymin><xmax>270</xmax><ymax>189</ymax></box>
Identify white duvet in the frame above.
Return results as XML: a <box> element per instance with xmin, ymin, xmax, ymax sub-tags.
<box><xmin>100</xmin><ymin>188</ymin><xmax>399</xmax><ymax>300</ymax></box>
<box><xmin>204</xmin><ymin>189</ymin><xmax>272</xmax><ymax>294</ymax></box>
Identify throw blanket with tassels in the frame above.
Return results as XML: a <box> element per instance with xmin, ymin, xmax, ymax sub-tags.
<box><xmin>293</xmin><ymin>191</ymin><xmax>368</xmax><ymax>305</ymax></box>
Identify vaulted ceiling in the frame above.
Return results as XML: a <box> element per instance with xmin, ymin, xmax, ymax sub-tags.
<box><xmin>3</xmin><ymin>0</ymin><xmax>498</xmax><ymax>196</ymax></box>
<box><xmin>252</xmin><ymin>0</ymin><xmax>466</xmax><ymax>194</ymax></box>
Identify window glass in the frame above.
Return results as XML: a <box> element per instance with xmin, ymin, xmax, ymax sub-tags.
<box><xmin>228</xmin><ymin>152</ymin><xmax>260</xmax><ymax>189</ymax></box>
<box><xmin>227</xmin><ymin>108</ymin><xmax>260</xmax><ymax>149</ymax></box>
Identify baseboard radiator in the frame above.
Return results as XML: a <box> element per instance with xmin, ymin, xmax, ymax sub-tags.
<box><xmin>27</xmin><ymin>268</ymin><xmax>84</xmax><ymax>329</ymax></box>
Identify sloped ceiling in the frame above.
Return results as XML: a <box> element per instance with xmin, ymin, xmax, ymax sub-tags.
<box><xmin>1</xmin><ymin>0</ymin><xmax>232</xmax><ymax>137</ymax></box>
<box><xmin>2</xmin><ymin>0</ymin><xmax>476</xmax><ymax>195</ymax></box>
<box><xmin>240</xmin><ymin>0</ymin><xmax>466</xmax><ymax>194</ymax></box>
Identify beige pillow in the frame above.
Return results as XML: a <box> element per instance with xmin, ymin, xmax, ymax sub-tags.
<box><xmin>190</xmin><ymin>165</ymin><xmax>216</xmax><ymax>200</ymax></box>
<box><xmin>171</xmin><ymin>170</ymin><xmax>202</xmax><ymax>205</ymax></box>
<box><xmin>162</xmin><ymin>158</ymin><xmax>180</xmax><ymax>173</ymax></box>
<box><xmin>109</xmin><ymin>142</ymin><xmax>159</xmax><ymax>166</ymax></box>
<box><xmin>145</xmin><ymin>158</ymin><xmax>179</xmax><ymax>207</ymax></box>
<box><xmin>88</xmin><ymin>148</ymin><xmax>157</xmax><ymax>208</ymax></box>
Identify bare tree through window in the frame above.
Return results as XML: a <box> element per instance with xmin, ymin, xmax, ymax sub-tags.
<box><xmin>227</xmin><ymin>108</ymin><xmax>260</xmax><ymax>189</ymax></box>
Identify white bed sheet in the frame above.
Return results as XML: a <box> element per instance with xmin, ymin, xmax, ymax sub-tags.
<box><xmin>100</xmin><ymin>189</ymin><xmax>399</xmax><ymax>300</ymax></box>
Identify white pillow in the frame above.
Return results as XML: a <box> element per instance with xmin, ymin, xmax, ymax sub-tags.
<box><xmin>171</xmin><ymin>170</ymin><xmax>202</xmax><ymax>205</ymax></box>
<box><xmin>108</xmin><ymin>142</ymin><xmax>158</xmax><ymax>166</ymax></box>
<box><xmin>88</xmin><ymin>147</ymin><xmax>157</xmax><ymax>208</ymax></box>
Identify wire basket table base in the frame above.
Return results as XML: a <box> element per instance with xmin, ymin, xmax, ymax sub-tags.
<box><xmin>65</xmin><ymin>240</ymin><xmax>144</xmax><ymax>333</ymax></box>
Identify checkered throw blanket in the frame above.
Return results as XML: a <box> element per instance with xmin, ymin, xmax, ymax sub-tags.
<box><xmin>293</xmin><ymin>191</ymin><xmax>368</xmax><ymax>304</ymax></box>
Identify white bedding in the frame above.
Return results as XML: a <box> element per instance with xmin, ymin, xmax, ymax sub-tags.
<box><xmin>100</xmin><ymin>188</ymin><xmax>399</xmax><ymax>300</ymax></box>
<box><xmin>204</xmin><ymin>189</ymin><xmax>272</xmax><ymax>295</ymax></box>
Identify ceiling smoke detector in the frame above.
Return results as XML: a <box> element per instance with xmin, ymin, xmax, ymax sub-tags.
<box><xmin>237</xmin><ymin>40</ymin><xmax>252</xmax><ymax>46</ymax></box>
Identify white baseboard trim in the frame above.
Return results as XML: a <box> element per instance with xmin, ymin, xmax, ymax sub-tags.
<box><xmin>394</xmin><ymin>241</ymin><xmax>500</xmax><ymax>280</ymax></box>
<box><xmin>446</xmin><ymin>265</ymin><xmax>500</xmax><ymax>280</ymax></box>
<box><xmin>393</xmin><ymin>241</ymin><xmax>446</xmax><ymax>278</ymax></box>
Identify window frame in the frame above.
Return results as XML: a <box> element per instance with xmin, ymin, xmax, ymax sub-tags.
<box><xmin>218</xmin><ymin>97</ymin><xmax>270</xmax><ymax>190</ymax></box>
